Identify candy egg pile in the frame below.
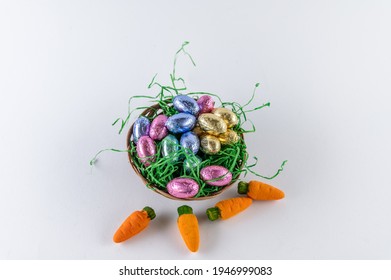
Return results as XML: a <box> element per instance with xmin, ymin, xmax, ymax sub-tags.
<box><xmin>131</xmin><ymin>94</ymin><xmax>243</xmax><ymax>199</ymax></box>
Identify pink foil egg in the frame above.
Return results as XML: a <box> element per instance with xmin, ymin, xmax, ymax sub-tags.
<box><xmin>149</xmin><ymin>114</ymin><xmax>168</xmax><ymax>140</ymax></box>
<box><xmin>136</xmin><ymin>136</ymin><xmax>156</xmax><ymax>167</ymax></box>
<box><xmin>197</xmin><ymin>95</ymin><xmax>215</xmax><ymax>114</ymax></box>
<box><xmin>167</xmin><ymin>178</ymin><xmax>199</xmax><ymax>199</ymax></box>
<box><xmin>200</xmin><ymin>165</ymin><xmax>232</xmax><ymax>186</ymax></box>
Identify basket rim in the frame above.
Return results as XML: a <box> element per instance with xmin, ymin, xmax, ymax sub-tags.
<box><xmin>126</xmin><ymin>103</ymin><xmax>245</xmax><ymax>201</ymax></box>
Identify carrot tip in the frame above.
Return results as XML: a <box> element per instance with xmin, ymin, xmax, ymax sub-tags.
<box><xmin>206</xmin><ymin>207</ymin><xmax>220</xmax><ymax>221</ymax></box>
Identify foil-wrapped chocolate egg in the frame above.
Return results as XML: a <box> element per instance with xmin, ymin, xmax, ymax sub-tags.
<box><xmin>183</xmin><ymin>155</ymin><xmax>203</xmax><ymax>174</ymax></box>
<box><xmin>212</xmin><ymin>107</ymin><xmax>239</xmax><ymax>128</ymax></box>
<box><xmin>197</xmin><ymin>95</ymin><xmax>215</xmax><ymax>114</ymax></box>
<box><xmin>161</xmin><ymin>134</ymin><xmax>179</xmax><ymax>160</ymax></box>
<box><xmin>192</xmin><ymin>126</ymin><xmax>205</xmax><ymax>137</ymax></box>
<box><xmin>166</xmin><ymin>113</ymin><xmax>196</xmax><ymax>134</ymax></box>
<box><xmin>200</xmin><ymin>134</ymin><xmax>221</xmax><ymax>154</ymax></box>
<box><xmin>197</xmin><ymin>113</ymin><xmax>227</xmax><ymax>135</ymax></box>
<box><xmin>149</xmin><ymin>114</ymin><xmax>168</xmax><ymax>140</ymax></box>
<box><xmin>167</xmin><ymin>177</ymin><xmax>199</xmax><ymax>199</ymax></box>
<box><xmin>218</xmin><ymin>129</ymin><xmax>240</xmax><ymax>145</ymax></box>
<box><xmin>132</xmin><ymin>116</ymin><xmax>150</xmax><ymax>143</ymax></box>
<box><xmin>136</xmin><ymin>136</ymin><xmax>156</xmax><ymax>166</ymax></box>
<box><xmin>173</xmin><ymin>95</ymin><xmax>200</xmax><ymax>116</ymax></box>
<box><xmin>180</xmin><ymin>132</ymin><xmax>200</xmax><ymax>154</ymax></box>
<box><xmin>200</xmin><ymin>165</ymin><xmax>232</xmax><ymax>186</ymax></box>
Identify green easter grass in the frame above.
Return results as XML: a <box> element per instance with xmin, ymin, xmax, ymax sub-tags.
<box><xmin>129</xmin><ymin>130</ymin><xmax>248</xmax><ymax>198</ymax></box>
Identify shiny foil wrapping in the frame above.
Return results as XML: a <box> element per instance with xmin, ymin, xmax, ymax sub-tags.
<box><xmin>167</xmin><ymin>177</ymin><xmax>199</xmax><ymax>198</ymax></box>
<box><xmin>212</xmin><ymin>107</ymin><xmax>239</xmax><ymax>128</ymax></box>
<box><xmin>200</xmin><ymin>134</ymin><xmax>221</xmax><ymax>154</ymax></box>
<box><xmin>180</xmin><ymin>132</ymin><xmax>200</xmax><ymax>154</ymax></box>
<box><xmin>161</xmin><ymin>134</ymin><xmax>179</xmax><ymax>160</ymax></box>
<box><xmin>166</xmin><ymin>113</ymin><xmax>196</xmax><ymax>134</ymax></box>
<box><xmin>200</xmin><ymin>165</ymin><xmax>232</xmax><ymax>186</ymax></box>
<box><xmin>149</xmin><ymin>114</ymin><xmax>168</xmax><ymax>140</ymax></box>
<box><xmin>132</xmin><ymin>116</ymin><xmax>150</xmax><ymax>143</ymax></box>
<box><xmin>197</xmin><ymin>113</ymin><xmax>227</xmax><ymax>135</ymax></box>
<box><xmin>173</xmin><ymin>95</ymin><xmax>200</xmax><ymax>116</ymax></box>
<box><xmin>183</xmin><ymin>155</ymin><xmax>202</xmax><ymax>174</ymax></box>
<box><xmin>218</xmin><ymin>129</ymin><xmax>240</xmax><ymax>145</ymax></box>
<box><xmin>192</xmin><ymin>126</ymin><xmax>205</xmax><ymax>137</ymax></box>
<box><xmin>197</xmin><ymin>95</ymin><xmax>215</xmax><ymax>114</ymax></box>
<box><xmin>136</xmin><ymin>136</ymin><xmax>156</xmax><ymax>166</ymax></box>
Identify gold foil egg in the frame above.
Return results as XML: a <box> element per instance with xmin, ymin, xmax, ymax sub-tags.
<box><xmin>197</xmin><ymin>113</ymin><xmax>227</xmax><ymax>135</ymax></box>
<box><xmin>218</xmin><ymin>129</ymin><xmax>240</xmax><ymax>145</ymax></box>
<box><xmin>200</xmin><ymin>135</ymin><xmax>221</xmax><ymax>154</ymax></box>
<box><xmin>212</xmin><ymin>107</ymin><xmax>239</xmax><ymax>128</ymax></box>
<box><xmin>192</xmin><ymin>126</ymin><xmax>205</xmax><ymax>137</ymax></box>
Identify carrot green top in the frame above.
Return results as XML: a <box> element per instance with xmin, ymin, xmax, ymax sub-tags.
<box><xmin>206</xmin><ymin>207</ymin><xmax>221</xmax><ymax>221</ymax></box>
<box><xmin>178</xmin><ymin>205</ymin><xmax>193</xmax><ymax>216</ymax></box>
<box><xmin>143</xmin><ymin>206</ymin><xmax>156</xmax><ymax>220</ymax></box>
<box><xmin>237</xmin><ymin>181</ymin><xmax>250</xmax><ymax>194</ymax></box>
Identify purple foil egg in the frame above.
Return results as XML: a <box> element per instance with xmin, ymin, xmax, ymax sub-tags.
<box><xmin>136</xmin><ymin>136</ymin><xmax>156</xmax><ymax>167</ymax></box>
<box><xmin>167</xmin><ymin>178</ymin><xmax>199</xmax><ymax>199</ymax></box>
<box><xmin>166</xmin><ymin>113</ymin><xmax>196</xmax><ymax>134</ymax></box>
<box><xmin>173</xmin><ymin>95</ymin><xmax>200</xmax><ymax>116</ymax></box>
<box><xmin>180</xmin><ymin>131</ymin><xmax>200</xmax><ymax>154</ymax></box>
<box><xmin>133</xmin><ymin>116</ymin><xmax>150</xmax><ymax>143</ymax></box>
<box><xmin>149</xmin><ymin>114</ymin><xmax>168</xmax><ymax>140</ymax></box>
<box><xmin>197</xmin><ymin>95</ymin><xmax>215</xmax><ymax>114</ymax></box>
<box><xmin>200</xmin><ymin>165</ymin><xmax>232</xmax><ymax>186</ymax></box>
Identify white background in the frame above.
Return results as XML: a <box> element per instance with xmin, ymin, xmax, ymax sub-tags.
<box><xmin>1</xmin><ymin>0</ymin><xmax>390</xmax><ymax>260</ymax></box>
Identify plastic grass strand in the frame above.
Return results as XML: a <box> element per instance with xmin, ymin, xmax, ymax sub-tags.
<box><xmin>244</xmin><ymin>102</ymin><xmax>271</xmax><ymax>113</ymax></box>
<box><xmin>171</xmin><ymin>41</ymin><xmax>196</xmax><ymax>95</ymax></box>
<box><xmin>242</xmin><ymin>83</ymin><xmax>260</xmax><ymax>108</ymax></box>
<box><xmin>127</xmin><ymin>133</ymin><xmax>248</xmax><ymax>196</ymax></box>
<box><xmin>245</xmin><ymin>159</ymin><xmax>288</xmax><ymax>180</ymax></box>
<box><xmin>90</xmin><ymin>148</ymin><xmax>131</xmax><ymax>166</ymax></box>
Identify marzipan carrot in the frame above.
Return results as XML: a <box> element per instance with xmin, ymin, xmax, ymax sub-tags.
<box><xmin>177</xmin><ymin>205</ymin><xmax>200</xmax><ymax>252</ymax></box>
<box><xmin>113</xmin><ymin>206</ymin><xmax>156</xmax><ymax>243</ymax></box>
<box><xmin>206</xmin><ymin>197</ymin><xmax>252</xmax><ymax>221</ymax></box>
<box><xmin>238</xmin><ymin>180</ymin><xmax>285</xmax><ymax>200</ymax></box>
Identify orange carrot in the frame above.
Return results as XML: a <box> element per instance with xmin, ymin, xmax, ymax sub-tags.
<box><xmin>177</xmin><ymin>205</ymin><xmax>200</xmax><ymax>252</ymax></box>
<box><xmin>206</xmin><ymin>197</ymin><xmax>252</xmax><ymax>221</ymax></box>
<box><xmin>113</xmin><ymin>206</ymin><xmax>156</xmax><ymax>243</ymax></box>
<box><xmin>238</xmin><ymin>180</ymin><xmax>285</xmax><ymax>200</ymax></box>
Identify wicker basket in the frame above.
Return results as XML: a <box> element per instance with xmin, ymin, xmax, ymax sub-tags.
<box><xmin>126</xmin><ymin>104</ymin><xmax>245</xmax><ymax>200</ymax></box>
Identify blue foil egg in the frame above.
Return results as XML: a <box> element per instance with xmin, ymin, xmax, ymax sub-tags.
<box><xmin>183</xmin><ymin>155</ymin><xmax>202</xmax><ymax>174</ymax></box>
<box><xmin>161</xmin><ymin>134</ymin><xmax>179</xmax><ymax>160</ymax></box>
<box><xmin>133</xmin><ymin>116</ymin><xmax>150</xmax><ymax>143</ymax></box>
<box><xmin>165</xmin><ymin>113</ymin><xmax>196</xmax><ymax>134</ymax></box>
<box><xmin>180</xmin><ymin>132</ymin><xmax>200</xmax><ymax>154</ymax></box>
<box><xmin>173</xmin><ymin>95</ymin><xmax>200</xmax><ymax>116</ymax></box>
